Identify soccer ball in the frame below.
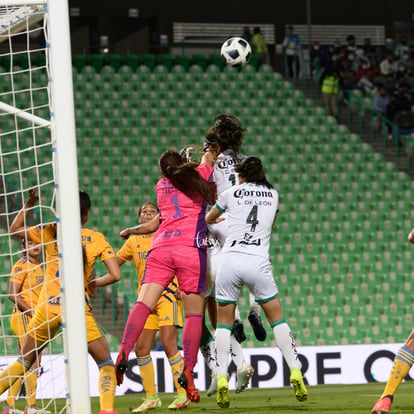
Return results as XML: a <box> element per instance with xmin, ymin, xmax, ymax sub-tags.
<box><xmin>220</xmin><ymin>37</ymin><xmax>251</xmax><ymax>68</ymax></box>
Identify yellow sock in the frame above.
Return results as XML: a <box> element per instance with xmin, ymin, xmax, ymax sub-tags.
<box><xmin>0</xmin><ymin>360</ymin><xmax>25</xmax><ymax>395</ymax></box>
<box><xmin>98</xmin><ymin>365</ymin><xmax>116</xmax><ymax>411</ymax></box>
<box><xmin>137</xmin><ymin>355</ymin><xmax>156</xmax><ymax>396</ymax></box>
<box><xmin>6</xmin><ymin>377</ymin><xmax>22</xmax><ymax>408</ymax></box>
<box><xmin>382</xmin><ymin>346</ymin><xmax>414</xmax><ymax>398</ymax></box>
<box><xmin>25</xmin><ymin>368</ymin><xmax>38</xmax><ymax>407</ymax></box>
<box><xmin>168</xmin><ymin>352</ymin><xmax>185</xmax><ymax>395</ymax></box>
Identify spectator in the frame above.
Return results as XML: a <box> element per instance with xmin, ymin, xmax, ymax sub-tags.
<box><xmin>373</xmin><ymin>85</ymin><xmax>390</xmax><ymax>132</ymax></box>
<box><xmin>356</xmin><ymin>58</ymin><xmax>375</xmax><ymax>93</ymax></box>
<box><xmin>337</xmin><ymin>51</ymin><xmax>358</xmax><ymax>103</ymax></box>
<box><xmin>241</xmin><ymin>26</ymin><xmax>252</xmax><ymax>44</ymax></box>
<box><xmin>395</xmin><ymin>34</ymin><xmax>410</xmax><ymax>59</ymax></box>
<box><xmin>309</xmin><ymin>40</ymin><xmax>322</xmax><ymax>78</ymax></box>
<box><xmin>394</xmin><ymin>103</ymin><xmax>414</xmax><ymax>136</ymax></box>
<box><xmin>320</xmin><ymin>59</ymin><xmax>340</xmax><ymax>120</ymax></box>
<box><xmin>394</xmin><ymin>102</ymin><xmax>414</xmax><ymax>163</ymax></box>
<box><xmin>346</xmin><ymin>35</ymin><xmax>357</xmax><ymax>53</ymax></box>
<box><xmin>363</xmin><ymin>37</ymin><xmax>375</xmax><ymax>59</ymax></box>
<box><xmin>377</xmin><ymin>53</ymin><xmax>398</xmax><ymax>92</ymax></box>
<box><xmin>251</xmin><ymin>27</ymin><xmax>269</xmax><ymax>65</ymax></box>
<box><xmin>282</xmin><ymin>25</ymin><xmax>300</xmax><ymax>78</ymax></box>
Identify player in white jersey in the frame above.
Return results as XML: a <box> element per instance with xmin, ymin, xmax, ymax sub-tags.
<box><xmin>201</xmin><ymin>114</ymin><xmax>265</xmax><ymax>397</ymax></box>
<box><xmin>207</xmin><ymin>115</ymin><xmax>266</xmax><ymax>342</ymax></box>
<box><xmin>206</xmin><ymin>156</ymin><xmax>307</xmax><ymax>409</ymax></box>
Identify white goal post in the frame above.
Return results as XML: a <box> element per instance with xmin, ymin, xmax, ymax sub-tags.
<box><xmin>0</xmin><ymin>1</ymin><xmax>90</xmax><ymax>413</ymax></box>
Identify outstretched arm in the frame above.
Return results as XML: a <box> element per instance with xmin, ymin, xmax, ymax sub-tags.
<box><xmin>10</xmin><ymin>188</ymin><xmax>38</xmax><ymax>239</ymax></box>
<box><xmin>119</xmin><ymin>214</ymin><xmax>160</xmax><ymax>239</ymax></box>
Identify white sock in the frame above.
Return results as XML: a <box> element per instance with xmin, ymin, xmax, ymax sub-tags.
<box><xmin>272</xmin><ymin>322</ymin><xmax>300</xmax><ymax>369</ymax></box>
<box><xmin>230</xmin><ymin>334</ymin><xmax>245</xmax><ymax>370</ymax></box>
<box><xmin>234</xmin><ymin>306</ymin><xmax>241</xmax><ymax>321</ymax></box>
<box><xmin>249</xmin><ymin>291</ymin><xmax>261</xmax><ymax>314</ymax></box>
<box><xmin>215</xmin><ymin>327</ymin><xmax>231</xmax><ymax>376</ymax></box>
<box><xmin>200</xmin><ymin>340</ymin><xmax>217</xmax><ymax>374</ymax></box>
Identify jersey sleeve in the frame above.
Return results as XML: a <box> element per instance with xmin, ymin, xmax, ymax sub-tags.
<box><xmin>96</xmin><ymin>233</ymin><xmax>116</xmax><ymax>261</ymax></box>
<box><xmin>28</xmin><ymin>226</ymin><xmax>41</xmax><ymax>244</ymax></box>
<box><xmin>117</xmin><ymin>238</ymin><xmax>133</xmax><ymax>262</ymax></box>
<box><xmin>216</xmin><ymin>188</ymin><xmax>231</xmax><ymax>212</ymax></box>
<box><xmin>196</xmin><ymin>163</ymin><xmax>214</xmax><ymax>181</ymax></box>
<box><xmin>10</xmin><ymin>259</ymin><xmax>27</xmax><ymax>284</ymax></box>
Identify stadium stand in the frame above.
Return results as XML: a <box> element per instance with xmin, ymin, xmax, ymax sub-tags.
<box><xmin>1</xmin><ymin>54</ymin><xmax>414</xmax><ymax>350</ymax></box>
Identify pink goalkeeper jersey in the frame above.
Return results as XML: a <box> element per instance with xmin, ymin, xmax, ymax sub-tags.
<box><xmin>151</xmin><ymin>163</ymin><xmax>214</xmax><ymax>250</ymax></box>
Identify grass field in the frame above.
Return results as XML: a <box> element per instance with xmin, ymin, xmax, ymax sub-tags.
<box><xmin>86</xmin><ymin>382</ymin><xmax>411</xmax><ymax>413</ymax></box>
<box><xmin>8</xmin><ymin>382</ymin><xmax>412</xmax><ymax>413</ymax></box>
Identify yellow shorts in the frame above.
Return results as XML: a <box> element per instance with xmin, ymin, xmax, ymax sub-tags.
<box><xmin>10</xmin><ymin>311</ymin><xmax>32</xmax><ymax>345</ymax></box>
<box><xmin>27</xmin><ymin>302</ymin><xmax>103</xmax><ymax>344</ymax></box>
<box><xmin>85</xmin><ymin>310</ymin><xmax>103</xmax><ymax>343</ymax></box>
<box><xmin>144</xmin><ymin>297</ymin><xmax>183</xmax><ymax>331</ymax></box>
<box><xmin>27</xmin><ymin>302</ymin><xmax>62</xmax><ymax>343</ymax></box>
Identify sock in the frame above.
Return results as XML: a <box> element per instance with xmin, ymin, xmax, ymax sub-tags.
<box><xmin>0</xmin><ymin>359</ymin><xmax>27</xmax><ymax>395</ymax></box>
<box><xmin>234</xmin><ymin>306</ymin><xmax>241</xmax><ymax>322</ymax></box>
<box><xmin>182</xmin><ymin>314</ymin><xmax>203</xmax><ymax>371</ymax></box>
<box><xmin>120</xmin><ymin>301</ymin><xmax>152</xmax><ymax>355</ymax></box>
<box><xmin>271</xmin><ymin>318</ymin><xmax>300</xmax><ymax>369</ymax></box>
<box><xmin>200</xmin><ymin>330</ymin><xmax>217</xmax><ymax>373</ymax></box>
<box><xmin>137</xmin><ymin>354</ymin><xmax>156</xmax><ymax>396</ymax></box>
<box><xmin>24</xmin><ymin>367</ymin><xmax>38</xmax><ymax>407</ymax></box>
<box><xmin>381</xmin><ymin>346</ymin><xmax>414</xmax><ymax>398</ymax></box>
<box><xmin>6</xmin><ymin>377</ymin><xmax>22</xmax><ymax>408</ymax></box>
<box><xmin>230</xmin><ymin>334</ymin><xmax>245</xmax><ymax>370</ymax></box>
<box><xmin>248</xmin><ymin>292</ymin><xmax>261</xmax><ymax>315</ymax></box>
<box><xmin>168</xmin><ymin>352</ymin><xmax>186</xmax><ymax>395</ymax></box>
<box><xmin>98</xmin><ymin>365</ymin><xmax>116</xmax><ymax>411</ymax></box>
<box><xmin>215</xmin><ymin>325</ymin><xmax>232</xmax><ymax>375</ymax></box>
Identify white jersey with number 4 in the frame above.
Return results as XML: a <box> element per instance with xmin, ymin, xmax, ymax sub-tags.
<box><xmin>216</xmin><ymin>182</ymin><xmax>279</xmax><ymax>259</ymax></box>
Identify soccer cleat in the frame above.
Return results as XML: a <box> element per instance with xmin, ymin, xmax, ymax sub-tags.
<box><xmin>167</xmin><ymin>394</ymin><xmax>189</xmax><ymax>410</ymax></box>
<box><xmin>290</xmin><ymin>368</ymin><xmax>308</xmax><ymax>402</ymax></box>
<box><xmin>131</xmin><ymin>395</ymin><xmax>162</xmax><ymax>413</ymax></box>
<box><xmin>248</xmin><ymin>311</ymin><xmax>267</xmax><ymax>341</ymax></box>
<box><xmin>2</xmin><ymin>407</ymin><xmax>24</xmax><ymax>414</ymax></box>
<box><xmin>115</xmin><ymin>350</ymin><xmax>129</xmax><ymax>386</ymax></box>
<box><xmin>216</xmin><ymin>374</ymin><xmax>230</xmax><ymax>408</ymax></box>
<box><xmin>371</xmin><ymin>396</ymin><xmax>393</xmax><ymax>414</ymax></box>
<box><xmin>99</xmin><ymin>411</ymin><xmax>118</xmax><ymax>414</ymax></box>
<box><xmin>206</xmin><ymin>376</ymin><xmax>217</xmax><ymax>397</ymax></box>
<box><xmin>178</xmin><ymin>367</ymin><xmax>200</xmax><ymax>403</ymax></box>
<box><xmin>235</xmin><ymin>363</ymin><xmax>254</xmax><ymax>393</ymax></box>
<box><xmin>232</xmin><ymin>319</ymin><xmax>246</xmax><ymax>343</ymax></box>
<box><xmin>24</xmin><ymin>408</ymin><xmax>52</xmax><ymax>414</ymax></box>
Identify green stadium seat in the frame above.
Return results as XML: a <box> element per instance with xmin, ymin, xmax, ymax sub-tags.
<box><xmin>124</xmin><ymin>53</ymin><xmax>139</xmax><ymax>68</ymax></box>
<box><xmin>140</xmin><ymin>54</ymin><xmax>156</xmax><ymax>69</ymax></box>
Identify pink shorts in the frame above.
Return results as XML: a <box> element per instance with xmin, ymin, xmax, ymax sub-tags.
<box><xmin>143</xmin><ymin>245</ymin><xmax>207</xmax><ymax>294</ymax></box>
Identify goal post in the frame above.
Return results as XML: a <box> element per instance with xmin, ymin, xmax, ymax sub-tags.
<box><xmin>0</xmin><ymin>1</ymin><xmax>91</xmax><ymax>413</ymax></box>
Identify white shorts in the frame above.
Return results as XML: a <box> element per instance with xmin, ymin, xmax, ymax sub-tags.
<box><xmin>215</xmin><ymin>251</ymin><xmax>278</xmax><ymax>304</ymax></box>
<box><xmin>206</xmin><ymin>239</ymin><xmax>222</xmax><ymax>298</ymax></box>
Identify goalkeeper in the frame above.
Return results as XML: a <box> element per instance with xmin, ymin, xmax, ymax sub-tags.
<box><xmin>113</xmin><ymin>202</ymin><xmax>188</xmax><ymax>412</ymax></box>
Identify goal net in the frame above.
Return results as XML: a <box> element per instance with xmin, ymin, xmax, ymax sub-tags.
<box><xmin>0</xmin><ymin>1</ymin><xmax>90</xmax><ymax>413</ymax></box>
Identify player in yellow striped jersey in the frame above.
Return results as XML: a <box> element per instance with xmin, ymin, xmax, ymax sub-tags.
<box><xmin>3</xmin><ymin>239</ymin><xmax>46</xmax><ymax>414</ymax></box>
<box><xmin>115</xmin><ymin>203</ymin><xmax>188</xmax><ymax>412</ymax></box>
<box><xmin>0</xmin><ymin>189</ymin><xmax>121</xmax><ymax>414</ymax></box>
